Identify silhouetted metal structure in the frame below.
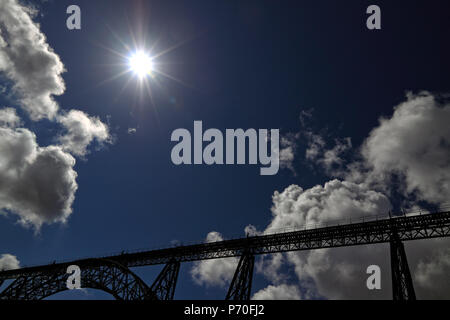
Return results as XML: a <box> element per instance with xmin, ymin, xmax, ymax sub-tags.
<box><xmin>226</xmin><ymin>252</ymin><xmax>254</xmax><ymax>300</ymax></box>
<box><xmin>1</xmin><ymin>210</ymin><xmax>449</xmax><ymax>300</ymax></box>
<box><xmin>390</xmin><ymin>233</ymin><xmax>416</xmax><ymax>300</ymax></box>
<box><xmin>149</xmin><ymin>260</ymin><xmax>180</xmax><ymax>300</ymax></box>
<box><xmin>0</xmin><ymin>259</ymin><xmax>152</xmax><ymax>300</ymax></box>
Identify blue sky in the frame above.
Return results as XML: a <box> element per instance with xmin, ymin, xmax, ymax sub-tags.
<box><xmin>1</xmin><ymin>0</ymin><xmax>450</xmax><ymax>300</ymax></box>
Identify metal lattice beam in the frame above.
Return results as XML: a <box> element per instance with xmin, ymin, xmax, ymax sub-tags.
<box><xmin>226</xmin><ymin>252</ymin><xmax>254</xmax><ymax>300</ymax></box>
<box><xmin>0</xmin><ymin>259</ymin><xmax>154</xmax><ymax>300</ymax></box>
<box><xmin>390</xmin><ymin>233</ymin><xmax>416</xmax><ymax>300</ymax></box>
<box><xmin>150</xmin><ymin>261</ymin><xmax>180</xmax><ymax>300</ymax></box>
<box><xmin>1</xmin><ymin>211</ymin><xmax>450</xmax><ymax>287</ymax></box>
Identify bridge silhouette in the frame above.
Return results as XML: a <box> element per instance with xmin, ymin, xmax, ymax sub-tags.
<box><xmin>1</xmin><ymin>210</ymin><xmax>449</xmax><ymax>300</ymax></box>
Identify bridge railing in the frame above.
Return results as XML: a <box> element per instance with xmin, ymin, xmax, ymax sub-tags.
<box><xmin>250</xmin><ymin>205</ymin><xmax>450</xmax><ymax>237</ymax></box>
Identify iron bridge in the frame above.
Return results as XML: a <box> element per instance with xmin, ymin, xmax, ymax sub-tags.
<box><xmin>1</xmin><ymin>210</ymin><xmax>449</xmax><ymax>300</ymax></box>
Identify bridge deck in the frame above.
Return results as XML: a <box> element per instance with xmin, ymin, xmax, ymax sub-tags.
<box><xmin>1</xmin><ymin>210</ymin><xmax>450</xmax><ymax>280</ymax></box>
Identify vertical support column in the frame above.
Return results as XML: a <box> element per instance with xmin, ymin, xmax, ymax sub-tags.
<box><xmin>226</xmin><ymin>252</ymin><xmax>254</xmax><ymax>300</ymax></box>
<box><xmin>149</xmin><ymin>260</ymin><xmax>180</xmax><ymax>300</ymax></box>
<box><xmin>390</xmin><ymin>233</ymin><xmax>416</xmax><ymax>300</ymax></box>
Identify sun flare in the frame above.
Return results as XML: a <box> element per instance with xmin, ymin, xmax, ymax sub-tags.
<box><xmin>128</xmin><ymin>51</ymin><xmax>153</xmax><ymax>78</ymax></box>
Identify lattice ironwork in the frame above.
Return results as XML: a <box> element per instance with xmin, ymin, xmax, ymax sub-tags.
<box><xmin>1</xmin><ymin>210</ymin><xmax>449</xmax><ymax>300</ymax></box>
<box><xmin>390</xmin><ymin>233</ymin><xmax>416</xmax><ymax>300</ymax></box>
<box><xmin>3</xmin><ymin>211</ymin><xmax>448</xmax><ymax>280</ymax></box>
<box><xmin>0</xmin><ymin>259</ymin><xmax>153</xmax><ymax>300</ymax></box>
<box><xmin>226</xmin><ymin>252</ymin><xmax>254</xmax><ymax>300</ymax></box>
<box><xmin>150</xmin><ymin>261</ymin><xmax>180</xmax><ymax>300</ymax></box>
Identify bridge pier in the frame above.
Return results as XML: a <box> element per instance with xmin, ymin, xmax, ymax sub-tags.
<box><xmin>226</xmin><ymin>252</ymin><xmax>254</xmax><ymax>300</ymax></box>
<box><xmin>149</xmin><ymin>260</ymin><xmax>180</xmax><ymax>300</ymax></box>
<box><xmin>390</xmin><ymin>233</ymin><xmax>416</xmax><ymax>300</ymax></box>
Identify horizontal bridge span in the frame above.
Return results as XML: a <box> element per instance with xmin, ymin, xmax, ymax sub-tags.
<box><xmin>1</xmin><ymin>211</ymin><xmax>450</xmax><ymax>280</ymax></box>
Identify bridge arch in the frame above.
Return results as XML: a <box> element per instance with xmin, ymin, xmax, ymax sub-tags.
<box><xmin>0</xmin><ymin>259</ymin><xmax>156</xmax><ymax>300</ymax></box>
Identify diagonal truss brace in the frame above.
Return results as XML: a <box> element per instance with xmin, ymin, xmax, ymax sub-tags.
<box><xmin>149</xmin><ymin>260</ymin><xmax>180</xmax><ymax>300</ymax></box>
<box><xmin>390</xmin><ymin>233</ymin><xmax>416</xmax><ymax>300</ymax></box>
<box><xmin>226</xmin><ymin>252</ymin><xmax>254</xmax><ymax>300</ymax></box>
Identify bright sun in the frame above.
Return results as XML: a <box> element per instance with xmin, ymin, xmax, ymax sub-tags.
<box><xmin>129</xmin><ymin>51</ymin><xmax>153</xmax><ymax>78</ymax></box>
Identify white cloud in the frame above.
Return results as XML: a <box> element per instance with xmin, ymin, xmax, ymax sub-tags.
<box><xmin>0</xmin><ymin>122</ymin><xmax>77</xmax><ymax>229</ymax></box>
<box><xmin>0</xmin><ymin>0</ymin><xmax>65</xmax><ymax>121</ymax></box>
<box><xmin>191</xmin><ymin>181</ymin><xmax>393</xmax><ymax>299</ymax></box>
<box><xmin>411</xmin><ymin>240</ymin><xmax>450</xmax><ymax>299</ymax></box>
<box><xmin>0</xmin><ymin>1</ymin><xmax>112</xmax><ymax>230</ymax></box>
<box><xmin>0</xmin><ymin>0</ymin><xmax>111</xmax><ymax>158</ymax></box>
<box><xmin>252</xmin><ymin>284</ymin><xmax>301</xmax><ymax>300</ymax></box>
<box><xmin>262</xmin><ymin>180</ymin><xmax>394</xmax><ymax>299</ymax></box>
<box><xmin>0</xmin><ymin>107</ymin><xmax>21</xmax><ymax>128</ymax></box>
<box><xmin>321</xmin><ymin>138</ymin><xmax>351</xmax><ymax>171</ymax></box>
<box><xmin>279</xmin><ymin>133</ymin><xmax>299</xmax><ymax>174</ymax></box>
<box><xmin>255</xmin><ymin>253</ymin><xmax>286</xmax><ymax>284</ymax></box>
<box><xmin>57</xmin><ymin>110</ymin><xmax>111</xmax><ymax>157</ymax></box>
<box><xmin>244</xmin><ymin>224</ymin><xmax>261</xmax><ymax>237</ymax></box>
<box><xmin>305</xmin><ymin>132</ymin><xmax>352</xmax><ymax>176</ymax></box>
<box><xmin>355</xmin><ymin>91</ymin><xmax>450</xmax><ymax>205</ymax></box>
<box><xmin>255</xmin><ymin>92</ymin><xmax>450</xmax><ymax>299</ymax></box>
<box><xmin>0</xmin><ymin>253</ymin><xmax>19</xmax><ymax>271</ymax></box>
<box><xmin>266</xmin><ymin>180</ymin><xmax>391</xmax><ymax>233</ymax></box>
<box><xmin>190</xmin><ymin>92</ymin><xmax>450</xmax><ymax>299</ymax></box>
<box><xmin>190</xmin><ymin>232</ymin><xmax>238</xmax><ymax>287</ymax></box>
<box><xmin>305</xmin><ymin>132</ymin><xmax>325</xmax><ymax>162</ymax></box>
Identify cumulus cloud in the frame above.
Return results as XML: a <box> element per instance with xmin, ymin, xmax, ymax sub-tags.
<box><xmin>266</xmin><ymin>180</ymin><xmax>391</xmax><ymax>232</ymax></box>
<box><xmin>0</xmin><ymin>1</ymin><xmax>112</xmax><ymax>230</ymax></box>
<box><xmin>0</xmin><ymin>0</ymin><xmax>111</xmax><ymax>157</ymax></box>
<box><xmin>354</xmin><ymin>91</ymin><xmax>450</xmax><ymax>205</ymax></box>
<box><xmin>260</xmin><ymin>180</ymin><xmax>394</xmax><ymax>299</ymax></box>
<box><xmin>258</xmin><ymin>92</ymin><xmax>450</xmax><ymax>299</ymax></box>
<box><xmin>57</xmin><ymin>110</ymin><xmax>111</xmax><ymax>157</ymax></box>
<box><xmin>255</xmin><ymin>253</ymin><xmax>286</xmax><ymax>284</ymax></box>
<box><xmin>192</xmin><ymin>92</ymin><xmax>450</xmax><ymax>299</ymax></box>
<box><xmin>0</xmin><ymin>122</ymin><xmax>77</xmax><ymax>229</ymax></box>
<box><xmin>252</xmin><ymin>284</ymin><xmax>301</xmax><ymax>300</ymax></box>
<box><xmin>411</xmin><ymin>241</ymin><xmax>450</xmax><ymax>299</ymax></box>
<box><xmin>0</xmin><ymin>107</ymin><xmax>21</xmax><ymax>128</ymax></box>
<box><xmin>191</xmin><ymin>180</ymin><xmax>393</xmax><ymax>299</ymax></box>
<box><xmin>0</xmin><ymin>253</ymin><xmax>19</xmax><ymax>271</ymax></box>
<box><xmin>190</xmin><ymin>232</ymin><xmax>239</xmax><ymax>287</ymax></box>
<box><xmin>254</xmin><ymin>180</ymin><xmax>450</xmax><ymax>300</ymax></box>
<box><xmin>0</xmin><ymin>0</ymin><xmax>65</xmax><ymax>120</ymax></box>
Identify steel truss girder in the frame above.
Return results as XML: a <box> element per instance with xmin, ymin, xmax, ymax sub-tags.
<box><xmin>150</xmin><ymin>261</ymin><xmax>180</xmax><ymax>300</ymax></box>
<box><xmin>0</xmin><ymin>259</ymin><xmax>154</xmax><ymax>300</ymax></box>
<box><xmin>226</xmin><ymin>252</ymin><xmax>254</xmax><ymax>300</ymax></box>
<box><xmin>390</xmin><ymin>234</ymin><xmax>416</xmax><ymax>300</ymax></box>
<box><xmin>1</xmin><ymin>211</ymin><xmax>450</xmax><ymax>284</ymax></box>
